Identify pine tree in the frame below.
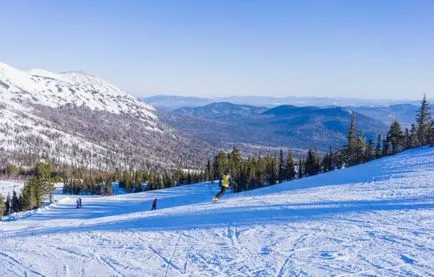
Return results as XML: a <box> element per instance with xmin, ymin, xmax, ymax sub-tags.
<box><xmin>388</xmin><ymin>120</ymin><xmax>403</xmax><ymax>154</ymax></box>
<box><xmin>409</xmin><ymin>123</ymin><xmax>421</xmax><ymax>148</ymax></box>
<box><xmin>6</xmin><ymin>164</ymin><xmax>19</xmax><ymax>177</ymax></box>
<box><xmin>382</xmin><ymin>138</ymin><xmax>390</xmax><ymax>156</ymax></box>
<box><xmin>278</xmin><ymin>150</ymin><xmax>286</xmax><ymax>182</ymax></box>
<box><xmin>229</xmin><ymin>147</ymin><xmax>242</xmax><ymax>177</ymax></box>
<box><xmin>205</xmin><ymin>160</ymin><xmax>212</xmax><ymax>181</ymax></box>
<box><xmin>113</xmin><ymin>168</ymin><xmax>121</xmax><ymax>181</ymax></box>
<box><xmin>213</xmin><ymin>151</ymin><xmax>229</xmax><ymax>179</ymax></box>
<box><xmin>20</xmin><ymin>179</ymin><xmax>37</xmax><ymax>210</ymax></box>
<box><xmin>297</xmin><ymin>159</ymin><xmax>304</xmax><ymax>179</ymax></box>
<box><xmin>11</xmin><ymin>190</ymin><xmax>20</xmax><ymax>212</ymax></box>
<box><xmin>354</xmin><ymin>133</ymin><xmax>366</xmax><ymax>163</ymax></box>
<box><xmin>285</xmin><ymin>151</ymin><xmax>296</xmax><ymax>180</ymax></box>
<box><xmin>305</xmin><ymin>150</ymin><xmax>320</xmax><ymax>176</ymax></box>
<box><xmin>404</xmin><ymin>128</ymin><xmax>410</xmax><ymax>149</ymax></box>
<box><xmin>0</xmin><ymin>195</ymin><xmax>5</xmax><ymax>219</ymax></box>
<box><xmin>416</xmin><ymin>94</ymin><xmax>432</xmax><ymax>145</ymax></box>
<box><xmin>5</xmin><ymin>193</ymin><xmax>11</xmax><ymax>215</ymax></box>
<box><xmin>365</xmin><ymin>139</ymin><xmax>375</xmax><ymax>161</ymax></box>
<box><xmin>375</xmin><ymin>134</ymin><xmax>382</xmax><ymax>158</ymax></box>
<box><xmin>347</xmin><ymin>112</ymin><xmax>357</xmax><ymax>156</ymax></box>
<box><xmin>431</xmin><ymin>120</ymin><xmax>434</xmax><ymax>146</ymax></box>
<box><xmin>266</xmin><ymin>155</ymin><xmax>277</xmax><ymax>185</ymax></box>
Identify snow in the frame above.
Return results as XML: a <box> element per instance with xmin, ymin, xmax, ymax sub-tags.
<box><xmin>0</xmin><ymin>61</ymin><xmax>166</xmax><ymax>167</ymax></box>
<box><xmin>0</xmin><ymin>181</ymin><xmax>24</xmax><ymax>197</ymax></box>
<box><xmin>1</xmin><ymin>147</ymin><xmax>433</xmax><ymax>276</ymax></box>
<box><xmin>0</xmin><ymin>61</ymin><xmax>156</xmax><ymax>120</ymax></box>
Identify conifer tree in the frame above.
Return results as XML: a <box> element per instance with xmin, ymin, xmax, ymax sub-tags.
<box><xmin>278</xmin><ymin>150</ymin><xmax>286</xmax><ymax>182</ymax></box>
<box><xmin>416</xmin><ymin>94</ymin><xmax>432</xmax><ymax>145</ymax></box>
<box><xmin>11</xmin><ymin>190</ymin><xmax>20</xmax><ymax>212</ymax></box>
<box><xmin>354</xmin><ymin>133</ymin><xmax>366</xmax><ymax>163</ymax></box>
<box><xmin>229</xmin><ymin>147</ymin><xmax>242</xmax><ymax>177</ymax></box>
<box><xmin>297</xmin><ymin>159</ymin><xmax>304</xmax><ymax>179</ymax></box>
<box><xmin>0</xmin><ymin>195</ymin><xmax>5</xmax><ymax>218</ymax></box>
<box><xmin>382</xmin><ymin>138</ymin><xmax>390</xmax><ymax>156</ymax></box>
<box><xmin>375</xmin><ymin>134</ymin><xmax>382</xmax><ymax>158</ymax></box>
<box><xmin>213</xmin><ymin>151</ymin><xmax>229</xmax><ymax>179</ymax></box>
<box><xmin>305</xmin><ymin>150</ymin><xmax>320</xmax><ymax>176</ymax></box>
<box><xmin>5</xmin><ymin>193</ymin><xmax>11</xmax><ymax>215</ymax></box>
<box><xmin>321</xmin><ymin>146</ymin><xmax>334</xmax><ymax>172</ymax></box>
<box><xmin>113</xmin><ymin>168</ymin><xmax>121</xmax><ymax>181</ymax></box>
<box><xmin>266</xmin><ymin>156</ymin><xmax>277</xmax><ymax>185</ymax></box>
<box><xmin>285</xmin><ymin>151</ymin><xmax>296</xmax><ymax>180</ymax></box>
<box><xmin>404</xmin><ymin>128</ymin><xmax>410</xmax><ymax>149</ymax></box>
<box><xmin>365</xmin><ymin>139</ymin><xmax>374</xmax><ymax>161</ymax></box>
<box><xmin>388</xmin><ymin>120</ymin><xmax>403</xmax><ymax>154</ymax></box>
<box><xmin>431</xmin><ymin>120</ymin><xmax>434</xmax><ymax>146</ymax></box>
<box><xmin>205</xmin><ymin>160</ymin><xmax>212</xmax><ymax>181</ymax></box>
<box><xmin>409</xmin><ymin>123</ymin><xmax>421</xmax><ymax>148</ymax></box>
<box><xmin>347</xmin><ymin>112</ymin><xmax>357</xmax><ymax>154</ymax></box>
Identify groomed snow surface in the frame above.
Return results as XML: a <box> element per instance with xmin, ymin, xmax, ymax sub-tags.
<box><xmin>1</xmin><ymin>147</ymin><xmax>433</xmax><ymax>276</ymax></box>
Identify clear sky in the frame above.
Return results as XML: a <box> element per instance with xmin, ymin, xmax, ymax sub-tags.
<box><xmin>0</xmin><ymin>0</ymin><xmax>432</xmax><ymax>99</ymax></box>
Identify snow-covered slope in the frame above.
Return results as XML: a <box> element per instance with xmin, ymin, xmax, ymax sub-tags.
<box><xmin>1</xmin><ymin>147</ymin><xmax>433</xmax><ymax>276</ymax></box>
<box><xmin>0</xmin><ymin>62</ymin><xmax>213</xmax><ymax>168</ymax></box>
<box><xmin>0</xmin><ymin>181</ymin><xmax>24</xmax><ymax>197</ymax></box>
<box><xmin>0</xmin><ymin>62</ymin><xmax>156</xmax><ymax>120</ymax></box>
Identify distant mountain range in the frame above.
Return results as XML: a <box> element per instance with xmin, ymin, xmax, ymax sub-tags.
<box><xmin>143</xmin><ymin>94</ymin><xmax>424</xmax><ymax>111</ymax></box>
<box><xmin>159</xmin><ymin>102</ymin><xmax>388</xmax><ymax>153</ymax></box>
<box><xmin>173</xmin><ymin>102</ymin><xmax>268</xmax><ymax>120</ymax></box>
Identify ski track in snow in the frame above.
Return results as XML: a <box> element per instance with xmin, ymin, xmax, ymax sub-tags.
<box><xmin>1</xmin><ymin>147</ymin><xmax>434</xmax><ymax>276</ymax></box>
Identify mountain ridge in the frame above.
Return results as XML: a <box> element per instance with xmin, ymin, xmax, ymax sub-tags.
<box><xmin>0</xmin><ymin>62</ymin><xmax>214</xmax><ymax>169</ymax></box>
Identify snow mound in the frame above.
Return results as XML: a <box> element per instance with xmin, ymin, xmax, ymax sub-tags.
<box><xmin>1</xmin><ymin>147</ymin><xmax>433</xmax><ymax>276</ymax></box>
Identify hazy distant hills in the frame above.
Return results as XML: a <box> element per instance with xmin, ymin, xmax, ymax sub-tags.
<box><xmin>173</xmin><ymin>102</ymin><xmax>268</xmax><ymax>120</ymax></box>
<box><xmin>350</xmin><ymin>104</ymin><xmax>432</xmax><ymax>127</ymax></box>
<box><xmin>160</xmin><ymin>102</ymin><xmax>388</xmax><ymax>153</ymax></box>
<box><xmin>144</xmin><ymin>94</ymin><xmax>423</xmax><ymax>111</ymax></box>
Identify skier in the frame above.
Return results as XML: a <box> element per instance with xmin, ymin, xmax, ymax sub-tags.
<box><xmin>151</xmin><ymin>198</ymin><xmax>157</xmax><ymax>210</ymax></box>
<box><xmin>213</xmin><ymin>169</ymin><xmax>237</xmax><ymax>202</ymax></box>
<box><xmin>79</xmin><ymin>197</ymin><xmax>82</xmax><ymax>208</ymax></box>
<box><xmin>76</xmin><ymin>198</ymin><xmax>80</xmax><ymax>208</ymax></box>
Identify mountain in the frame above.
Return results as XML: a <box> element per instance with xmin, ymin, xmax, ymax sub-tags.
<box><xmin>2</xmin><ymin>147</ymin><xmax>433</xmax><ymax>275</ymax></box>
<box><xmin>143</xmin><ymin>94</ymin><xmax>424</xmax><ymax>110</ymax></box>
<box><xmin>0</xmin><ymin>62</ymin><xmax>214</xmax><ymax>169</ymax></box>
<box><xmin>351</xmin><ymin>104</ymin><xmax>433</xmax><ymax>127</ymax></box>
<box><xmin>173</xmin><ymin>102</ymin><xmax>268</xmax><ymax>120</ymax></box>
<box><xmin>159</xmin><ymin>102</ymin><xmax>388</xmax><ymax>153</ymax></box>
<box><xmin>142</xmin><ymin>95</ymin><xmax>213</xmax><ymax>110</ymax></box>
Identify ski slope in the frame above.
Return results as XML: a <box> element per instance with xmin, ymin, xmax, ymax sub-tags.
<box><xmin>1</xmin><ymin>147</ymin><xmax>433</xmax><ymax>276</ymax></box>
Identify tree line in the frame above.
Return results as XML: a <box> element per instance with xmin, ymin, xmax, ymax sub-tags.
<box><xmin>1</xmin><ymin>162</ymin><xmax>205</xmax><ymax>219</ymax></box>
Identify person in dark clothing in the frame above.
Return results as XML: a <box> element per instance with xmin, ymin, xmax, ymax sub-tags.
<box><xmin>76</xmin><ymin>198</ymin><xmax>80</xmax><ymax>208</ymax></box>
<box><xmin>79</xmin><ymin>197</ymin><xmax>82</xmax><ymax>208</ymax></box>
<box><xmin>213</xmin><ymin>169</ymin><xmax>237</xmax><ymax>201</ymax></box>
<box><xmin>151</xmin><ymin>198</ymin><xmax>157</xmax><ymax>210</ymax></box>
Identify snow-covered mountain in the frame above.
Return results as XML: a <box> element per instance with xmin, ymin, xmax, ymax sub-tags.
<box><xmin>1</xmin><ymin>147</ymin><xmax>433</xmax><ymax>275</ymax></box>
<box><xmin>0</xmin><ymin>62</ymin><xmax>213</xmax><ymax>169</ymax></box>
<box><xmin>0</xmin><ymin>62</ymin><xmax>157</xmax><ymax>122</ymax></box>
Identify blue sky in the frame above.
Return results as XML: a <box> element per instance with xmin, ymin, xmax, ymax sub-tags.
<box><xmin>0</xmin><ymin>0</ymin><xmax>432</xmax><ymax>99</ymax></box>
